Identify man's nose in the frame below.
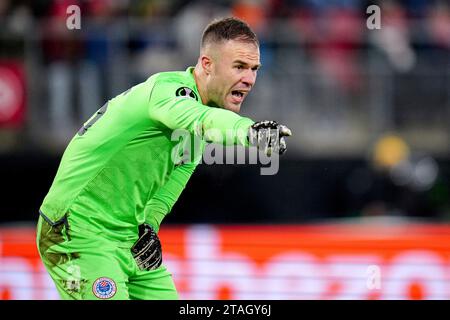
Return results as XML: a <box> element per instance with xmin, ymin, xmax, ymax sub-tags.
<box><xmin>241</xmin><ymin>69</ymin><xmax>256</xmax><ymax>87</ymax></box>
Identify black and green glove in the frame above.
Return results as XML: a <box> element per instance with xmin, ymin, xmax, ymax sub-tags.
<box><xmin>131</xmin><ymin>224</ymin><xmax>162</xmax><ymax>271</ymax></box>
<box><xmin>248</xmin><ymin>120</ymin><xmax>292</xmax><ymax>156</ymax></box>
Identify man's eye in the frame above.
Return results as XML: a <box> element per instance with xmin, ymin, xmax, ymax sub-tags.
<box><xmin>236</xmin><ymin>65</ymin><xmax>243</xmax><ymax>70</ymax></box>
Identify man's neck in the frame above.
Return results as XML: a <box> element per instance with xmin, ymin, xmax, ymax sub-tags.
<box><xmin>193</xmin><ymin>65</ymin><xmax>208</xmax><ymax>106</ymax></box>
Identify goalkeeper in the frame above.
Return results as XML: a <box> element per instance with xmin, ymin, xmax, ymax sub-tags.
<box><xmin>36</xmin><ymin>17</ymin><xmax>291</xmax><ymax>300</ymax></box>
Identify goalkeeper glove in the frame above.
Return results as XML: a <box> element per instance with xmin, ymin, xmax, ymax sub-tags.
<box><xmin>131</xmin><ymin>224</ymin><xmax>162</xmax><ymax>271</ymax></box>
<box><xmin>248</xmin><ymin>120</ymin><xmax>292</xmax><ymax>156</ymax></box>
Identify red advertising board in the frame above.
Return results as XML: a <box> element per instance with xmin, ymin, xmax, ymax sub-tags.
<box><xmin>0</xmin><ymin>223</ymin><xmax>449</xmax><ymax>300</ymax></box>
<box><xmin>0</xmin><ymin>61</ymin><xmax>26</xmax><ymax>127</ymax></box>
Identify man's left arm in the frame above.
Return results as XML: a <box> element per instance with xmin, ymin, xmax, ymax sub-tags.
<box><xmin>144</xmin><ymin>161</ymin><xmax>198</xmax><ymax>233</ymax></box>
<box><xmin>131</xmin><ymin>161</ymin><xmax>197</xmax><ymax>271</ymax></box>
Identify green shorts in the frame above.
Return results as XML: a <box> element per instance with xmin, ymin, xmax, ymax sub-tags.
<box><xmin>36</xmin><ymin>214</ymin><xmax>178</xmax><ymax>300</ymax></box>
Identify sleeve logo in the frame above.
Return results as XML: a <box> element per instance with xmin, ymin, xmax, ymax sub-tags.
<box><xmin>175</xmin><ymin>87</ymin><xmax>198</xmax><ymax>101</ymax></box>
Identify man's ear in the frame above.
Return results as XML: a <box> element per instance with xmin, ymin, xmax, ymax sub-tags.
<box><xmin>200</xmin><ymin>55</ymin><xmax>213</xmax><ymax>75</ymax></box>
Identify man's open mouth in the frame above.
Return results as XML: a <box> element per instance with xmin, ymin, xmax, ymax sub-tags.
<box><xmin>231</xmin><ymin>90</ymin><xmax>245</xmax><ymax>98</ymax></box>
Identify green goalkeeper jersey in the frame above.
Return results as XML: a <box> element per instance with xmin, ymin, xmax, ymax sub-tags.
<box><xmin>40</xmin><ymin>67</ymin><xmax>254</xmax><ymax>242</ymax></box>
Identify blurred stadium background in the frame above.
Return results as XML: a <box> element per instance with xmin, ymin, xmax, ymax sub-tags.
<box><xmin>0</xmin><ymin>0</ymin><xmax>449</xmax><ymax>299</ymax></box>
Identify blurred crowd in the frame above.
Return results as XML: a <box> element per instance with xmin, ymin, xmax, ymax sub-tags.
<box><xmin>0</xmin><ymin>0</ymin><xmax>449</xmax><ymax>222</ymax></box>
<box><xmin>1</xmin><ymin>0</ymin><xmax>449</xmax><ymax>75</ymax></box>
<box><xmin>0</xmin><ymin>0</ymin><xmax>448</xmax><ymax>104</ymax></box>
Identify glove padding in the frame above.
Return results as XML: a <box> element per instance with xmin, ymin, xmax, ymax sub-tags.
<box><xmin>248</xmin><ymin>120</ymin><xmax>292</xmax><ymax>156</ymax></box>
<box><xmin>131</xmin><ymin>224</ymin><xmax>162</xmax><ymax>271</ymax></box>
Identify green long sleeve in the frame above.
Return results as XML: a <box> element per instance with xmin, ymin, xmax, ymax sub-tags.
<box><xmin>144</xmin><ymin>162</ymin><xmax>198</xmax><ymax>232</ymax></box>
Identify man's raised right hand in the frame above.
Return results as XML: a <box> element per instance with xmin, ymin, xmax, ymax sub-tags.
<box><xmin>248</xmin><ymin>120</ymin><xmax>292</xmax><ymax>156</ymax></box>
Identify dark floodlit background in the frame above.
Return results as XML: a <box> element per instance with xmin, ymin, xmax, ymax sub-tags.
<box><xmin>0</xmin><ymin>0</ymin><xmax>449</xmax><ymax>300</ymax></box>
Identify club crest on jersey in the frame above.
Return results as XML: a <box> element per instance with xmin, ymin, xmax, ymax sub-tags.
<box><xmin>175</xmin><ymin>87</ymin><xmax>198</xmax><ymax>101</ymax></box>
<box><xmin>92</xmin><ymin>277</ymin><xmax>116</xmax><ymax>299</ymax></box>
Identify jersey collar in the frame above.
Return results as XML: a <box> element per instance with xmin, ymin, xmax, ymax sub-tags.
<box><xmin>186</xmin><ymin>66</ymin><xmax>201</xmax><ymax>101</ymax></box>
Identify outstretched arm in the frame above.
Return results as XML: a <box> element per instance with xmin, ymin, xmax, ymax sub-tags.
<box><xmin>148</xmin><ymin>80</ymin><xmax>292</xmax><ymax>153</ymax></box>
<box><xmin>148</xmin><ymin>80</ymin><xmax>254</xmax><ymax>147</ymax></box>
